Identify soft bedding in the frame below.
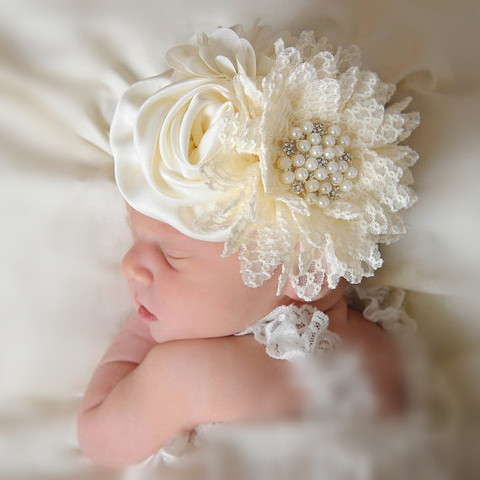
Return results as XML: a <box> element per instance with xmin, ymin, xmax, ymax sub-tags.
<box><xmin>1</xmin><ymin>0</ymin><xmax>479</xmax><ymax>478</ymax></box>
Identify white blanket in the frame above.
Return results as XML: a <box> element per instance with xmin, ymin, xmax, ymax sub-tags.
<box><xmin>1</xmin><ymin>0</ymin><xmax>479</xmax><ymax>478</ymax></box>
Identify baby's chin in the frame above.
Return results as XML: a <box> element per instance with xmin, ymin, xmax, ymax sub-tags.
<box><xmin>147</xmin><ymin>324</ymin><xmax>245</xmax><ymax>345</ymax></box>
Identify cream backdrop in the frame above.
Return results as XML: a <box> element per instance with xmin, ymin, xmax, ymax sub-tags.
<box><xmin>0</xmin><ymin>0</ymin><xmax>479</xmax><ymax>478</ymax></box>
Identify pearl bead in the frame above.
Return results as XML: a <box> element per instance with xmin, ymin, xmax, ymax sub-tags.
<box><xmin>328</xmin><ymin>125</ymin><xmax>342</xmax><ymax>137</ymax></box>
<box><xmin>314</xmin><ymin>167</ymin><xmax>328</xmax><ymax>180</ymax></box>
<box><xmin>306</xmin><ymin>178</ymin><xmax>320</xmax><ymax>192</ymax></box>
<box><xmin>317</xmin><ymin>195</ymin><xmax>330</xmax><ymax>208</ymax></box>
<box><xmin>295</xmin><ymin>167</ymin><xmax>308</xmax><ymax>181</ymax></box>
<box><xmin>308</xmin><ymin>133</ymin><xmax>322</xmax><ymax>145</ymax></box>
<box><xmin>323</xmin><ymin>134</ymin><xmax>336</xmax><ymax>147</ymax></box>
<box><xmin>345</xmin><ymin>167</ymin><xmax>358</xmax><ymax>179</ymax></box>
<box><xmin>340</xmin><ymin>180</ymin><xmax>353</xmax><ymax>192</ymax></box>
<box><xmin>334</xmin><ymin>145</ymin><xmax>344</xmax><ymax>156</ymax></box>
<box><xmin>281</xmin><ymin>171</ymin><xmax>295</xmax><ymax>184</ymax></box>
<box><xmin>338</xmin><ymin>160</ymin><xmax>349</xmax><ymax>173</ymax></box>
<box><xmin>300</xmin><ymin>121</ymin><xmax>314</xmax><ymax>134</ymax></box>
<box><xmin>331</xmin><ymin>172</ymin><xmax>343</xmax><ymax>185</ymax></box>
<box><xmin>320</xmin><ymin>182</ymin><xmax>332</xmax><ymax>194</ymax></box>
<box><xmin>292</xmin><ymin>154</ymin><xmax>305</xmax><ymax>167</ymax></box>
<box><xmin>297</xmin><ymin>140</ymin><xmax>311</xmax><ymax>153</ymax></box>
<box><xmin>339</xmin><ymin>135</ymin><xmax>351</xmax><ymax>147</ymax></box>
<box><xmin>327</xmin><ymin>161</ymin><xmax>338</xmax><ymax>173</ymax></box>
<box><xmin>309</xmin><ymin>145</ymin><xmax>323</xmax><ymax>158</ymax></box>
<box><xmin>305</xmin><ymin>192</ymin><xmax>318</xmax><ymax>205</ymax></box>
<box><xmin>290</xmin><ymin>127</ymin><xmax>303</xmax><ymax>139</ymax></box>
<box><xmin>324</xmin><ymin>147</ymin><xmax>336</xmax><ymax>160</ymax></box>
<box><xmin>277</xmin><ymin>156</ymin><xmax>292</xmax><ymax>170</ymax></box>
<box><xmin>305</xmin><ymin>157</ymin><xmax>319</xmax><ymax>171</ymax></box>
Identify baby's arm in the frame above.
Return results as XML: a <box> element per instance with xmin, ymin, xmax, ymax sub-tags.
<box><xmin>77</xmin><ymin>312</ymin><xmax>171</xmax><ymax>466</ymax></box>
<box><xmin>77</xmin><ymin>332</ymin><xmax>304</xmax><ymax>468</ymax></box>
<box><xmin>77</xmin><ymin>337</ymin><xmax>200</xmax><ymax>468</ymax></box>
<box><xmin>77</xmin><ymin>312</ymin><xmax>157</xmax><ymax>413</ymax></box>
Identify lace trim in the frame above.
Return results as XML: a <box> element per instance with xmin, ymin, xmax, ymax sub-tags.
<box><xmin>345</xmin><ymin>284</ymin><xmax>417</xmax><ymax>335</ymax></box>
<box><xmin>234</xmin><ymin>303</ymin><xmax>341</xmax><ymax>361</ymax></box>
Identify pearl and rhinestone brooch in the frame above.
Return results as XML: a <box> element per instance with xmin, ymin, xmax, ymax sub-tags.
<box><xmin>278</xmin><ymin>120</ymin><xmax>358</xmax><ymax>208</ymax></box>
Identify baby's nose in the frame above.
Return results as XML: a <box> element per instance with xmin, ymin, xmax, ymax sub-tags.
<box><xmin>121</xmin><ymin>247</ymin><xmax>154</xmax><ymax>286</ymax></box>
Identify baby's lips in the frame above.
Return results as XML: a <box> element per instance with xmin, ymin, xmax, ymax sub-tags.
<box><xmin>138</xmin><ymin>304</ymin><xmax>157</xmax><ymax>322</ymax></box>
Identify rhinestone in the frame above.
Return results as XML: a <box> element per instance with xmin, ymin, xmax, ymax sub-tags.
<box><xmin>329</xmin><ymin>186</ymin><xmax>340</xmax><ymax>199</ymax></box>
<box><xmin>292</xmin><ymin>181</ymin><xmax>305</xmax><ymax>195</ymax></box>
<box><xmin>313</xmin><ymin>122</ymin><xmax>326</xmax><ymax>135</ymax></box>
<box><xmin>282</xmin><ymin>140</ymin><xmax>296</xmax><ymax>155</ymax></box>
<box><xmin>340</xmin><ymin>152</ymin><xmax>352</xmax><ymax>163</ymax></box>
<box><xmin>318</xmin><ymin>156</ymin><xmax>329</xmax><ymax>167</ymax></box>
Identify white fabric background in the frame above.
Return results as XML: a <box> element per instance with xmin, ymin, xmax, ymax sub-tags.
<box><xmin>0</xmin><ymin>0</ymin><xmax>479</xmax><ymax>478</ymax></box>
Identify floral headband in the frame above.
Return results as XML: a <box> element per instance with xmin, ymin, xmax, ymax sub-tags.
<box><xmin>110</xmin><ymin>19</ymin><xmax>420</xmax><ymax>301</ymax></box>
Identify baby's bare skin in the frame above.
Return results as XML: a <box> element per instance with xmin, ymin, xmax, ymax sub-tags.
<box><xmin>77</xmin><ymin>207</ymin><xmax>402</xmax><ymax>468</ymax></box>
<box><xmin>77</xmin><ymin>302</ymin><xmax>401</xmax><ymax>468</ymax></box>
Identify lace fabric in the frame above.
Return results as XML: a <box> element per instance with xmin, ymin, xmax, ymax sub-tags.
<box><xmin>110</xmin><ymin>22</ymin><xmax>421</xmax><ymax>302</ymax></box>
<box><xmin>233</xmin><ymin>302</ymin><xmax>341</xmax><ymax>360</ymax></box>
<box><xmin>198</xmin><ymin>30</ymin><xmax>420</xmax><ymax>299</ymax></box>
<box><xmin>123</xmin><ymin>284</ymin><xmax>456</xmax><ymax>480</ymax></box>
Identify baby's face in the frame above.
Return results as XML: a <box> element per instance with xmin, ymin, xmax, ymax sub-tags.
<box><xmin>122</xmin><ymin>205</ymin><xmax>290</xmax><ymax>343</ymax></box>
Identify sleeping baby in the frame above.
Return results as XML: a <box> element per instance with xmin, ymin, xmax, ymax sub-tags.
<box><xmin>76</xmin><ymin>21</ymin><xmax>441</xmax><ymax>479</ymax></box>
<box><xmin>77</xmin><ymin>202</ymin><xmax>402</xmax><ymax>468</ymax></box>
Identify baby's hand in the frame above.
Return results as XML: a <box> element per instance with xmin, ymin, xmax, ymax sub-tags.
<box><xmin>78</xmin><ymin>312</ymin><xmax>158</xmax><ymax>414</ymax></box>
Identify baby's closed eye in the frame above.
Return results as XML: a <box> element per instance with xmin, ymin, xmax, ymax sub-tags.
<box><xmin>162</xmin><ymin>249</ymin><xmax>191</xmax><ymax>260</ymax></box>
<box><xmin>156</xmin><ymin>243</ymin><xmax>193</xmax><ymax>267</ymax></box>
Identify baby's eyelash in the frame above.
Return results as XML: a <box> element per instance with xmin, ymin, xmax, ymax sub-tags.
<box><xmin>158</xmin><ymin>244</ymin><xmax>189</xmax><ymax>261</ymax></box>
<box><xmin>164</xmin><ymin>253</ymin><xmax>184</xmax><ymax>260</ymax></box>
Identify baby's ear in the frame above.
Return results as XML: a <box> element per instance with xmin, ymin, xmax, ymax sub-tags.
<box><xmin>279</xmin><ymin>276</ymin><xmax>329</xmax><ymax>302</ymax></box>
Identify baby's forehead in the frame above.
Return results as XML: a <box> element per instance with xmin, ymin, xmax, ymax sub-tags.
<box><xmin>127</xmin><ymin>205</ymin><xmax>220</xmax><ymax>251</ymax></box>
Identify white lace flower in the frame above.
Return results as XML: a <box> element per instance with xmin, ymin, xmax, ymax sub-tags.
<box><xmin>111</xmin><ymin>21</ymin><xmax>421</xmax><ymax>300</ymax></box>
<box><xmin>234</xmin><ymin>303</ymin><xmax>341</xmax><ymax>361</ymax></box>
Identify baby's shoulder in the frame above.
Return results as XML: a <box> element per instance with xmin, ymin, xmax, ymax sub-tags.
<box><xmin>345</xmin><ymin>307</ymin><xmax>392</xmax><ymax>349</ymax></box>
